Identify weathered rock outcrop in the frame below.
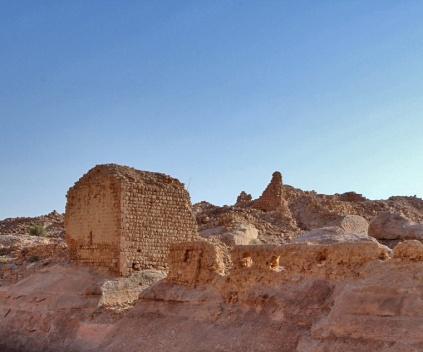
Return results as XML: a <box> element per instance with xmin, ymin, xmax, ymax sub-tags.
<box><xmin>98</xmin><ymin>269</ymin><xmax>166</xmax><ymax>308</ymax></box>
<box><xmin>0</xmin><ymin>235</ymin><xmax>67</xmax><ymax>283</ymax></box>
<box><xmin>294</xmin><ymin>226</ymin><xmax>374</xmax><ymax>244</ymax></box>
<box><xmin>298</xmin><ymin>260</ymin><xmax>423</xmax><ymax>351</ymax></box>
<box><xmin>329</xmin><ymin>214</ymin><xmax>369</xmax><ymax>234</ymax></box>
<box><xmin>369</xmin><ymin>212</ymin><xmax>423</xmax><ymax>240</ymax></box>
<box><xmin>393</xmin><ymin>240</ymin><xmax>423</xmax><ymax>261</ymax></box>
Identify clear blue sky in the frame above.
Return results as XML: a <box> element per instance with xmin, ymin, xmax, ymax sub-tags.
<box><xmin>1</xmin><ymin>1</ymin><xmax>423</xmax><ymax>218</ymax></box>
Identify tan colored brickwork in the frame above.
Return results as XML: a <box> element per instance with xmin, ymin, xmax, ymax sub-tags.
<box><xmin>65</xmin><ymin>164</ymin><xmax>199</xmax><ymax>276</ymax></box>
<box><xmin>65</xmin><ymin>169</ymin><xmax>122</xmax><ymax>273</ymax></box>
<box><xmin>167</xmin><ymin>241</ymin><xmax>225</xmax><ymax>286</ymax></box>
<box><xmin>166</xmin><ymin>240</ymin><xmax>391</xmax><ymax>287</ymax></box>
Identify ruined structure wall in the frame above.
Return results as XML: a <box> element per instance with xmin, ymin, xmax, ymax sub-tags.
<box><xmin>252</xmin><ymin>171</ymin><xmax>287</xmax><ymax>211</ymax></box>
<box><xmin>120</xmin><ymin>182</ymin><xmax>199</xmax><ymax>275</ymax></box>
<box><xmin>167</xmin><ymin>241</ymin><xmax>391</xmax><ymax>287</ymax></box>
<box><xmin>65</xmin><ymin>177</ymin><xmax>122</xmax><ymax>273</ymax></box>
<box><xmin>167</xmin><ymin>241</ymin><xmax>225</xmax><ymax>286</ymax></box>
<box><xmin>230</xmin><ymin>242</ymin><xmax>389</xmax><ymax>279</ymax></box>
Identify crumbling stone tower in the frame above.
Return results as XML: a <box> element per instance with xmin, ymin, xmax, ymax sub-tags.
<box><xmin>253</xmin><ymin>171</ymin><xmax>286</xmax><ymax>211</ymax></box>
<box><xmin>65</xmin><ymin>164</ymin><xmax>199</xmax><ymax>276</ymax></box>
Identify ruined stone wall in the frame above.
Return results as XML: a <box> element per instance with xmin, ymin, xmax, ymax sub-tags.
<box><xmin>120</xmin><ymin>177</ymin><xmax>199</xmax><ymax>275</ymax></box>
<box><xmin>66</xmin><ymin>164</ymin><xmax>199</xmax><ymax>276</ymax></box>
<box><xmin>167</xmin><ymin>241</ymin><xmax>391</xmax><ymax>287</ymax></box>
<box><xmin>167</xmin><ymin>241</ymin><xmax>224</xmax><ymax>286</ymax></box>
<box><xmin>65</xmin><ymin>173</ymin><xmax>122</xmax><ymax>274</ymax></box>
<box><xmin>230</xmin><ymin>242</ymin><xmax>389</xmax><ymax>280</ymax></box>
<box><xmin>253</xmin><ymin>171</ymin><xmax>285</xmax><ymax>211</ymax></box>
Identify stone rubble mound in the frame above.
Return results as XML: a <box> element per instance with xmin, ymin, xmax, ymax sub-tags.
<box><xmin>0</xmin><ymin>210</ymin><xmax>64</xmax><ymax>237</ymax></box>
<box><xmin>293</xmin><ymin>226</ymin><xmax>375</xmax><ymax>245</ymax></box>
<box><xmin>369</xmin><ymin>211</ymin><xmax>423</xmax><ymax>240</ymax></box>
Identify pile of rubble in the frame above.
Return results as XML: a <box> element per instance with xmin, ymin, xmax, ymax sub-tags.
<box><xmin>195</xmin><ymin>171</ymin><xmax>423</xmax><ymax>249</ymax></box>
<box><xmin>0</xmin><ymin>211</ymin><xmax>66</xmax><ymax>284</ymax></box>
<box><xmin>0</xmin><ymin>210</ymin><xmax>64</xmax><ymax>238</ymax></box>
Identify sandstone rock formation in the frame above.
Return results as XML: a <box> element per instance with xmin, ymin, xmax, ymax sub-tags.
<box><xmin>0</xmin><ymin>234</ymin><xmax>67</xmax><ymax>283</ymax></box>
<box><xmin>329</xmin><ymin>214</ymin><xmax>369</xmax><ymax>234</ymax></box>
<box><xmin>99</xmin><ymin>269</ymin><xmax>166</xmax><ymax>309</ymax></box>
<box><xmin>298</xmin><ymin>259</ymin><xmax>423</xmax><ymax>351</ymax></box>
<box><xmin>369</xmin><ymin>211</ymin><xmax>423</xmax><ymax>240</ymax></box>
<box><xmin>294</xmin><ymin>226</ymin><xmax>375</xmax><ymax>245</ymax></box>
<box><xmin>393</xmin><ymin>239</ymin><xmax>423</xmax><ymax>261</ymax></box>
<box><xmin>201</xmin><ymin>222</ymin><xmax>259</xmax><ymax>245</ymax></box>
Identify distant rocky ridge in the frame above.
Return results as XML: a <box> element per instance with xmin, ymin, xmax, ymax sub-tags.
<box><xmin>0</xmin><ymin>211</ymin><xmax>64</xmax><ymax>238</ymax></box>
<box><xmin>194</xmin><ymin>172</ymin><xmax>423</xmax><ymax>247</ymax></box>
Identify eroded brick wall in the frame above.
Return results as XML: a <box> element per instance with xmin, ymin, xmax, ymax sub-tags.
<box><xmin>253</xmin><ymin>171</ymin><xmax>286</xmax><ymax>211</ymax></box>
<box><xmin>230</xmin><ymin>242</ymin><xmax>390</xmax><ymax>280</ymax></box>
<box><xmin>120</xmin><ymin>179</ymin><xmax>199</xmax><ymax>275</ymax></box>
<box><xmin>167</xmin><ymin>241</ymin><xmax>224</xmax><ymax>286</ymax></box>
<box><xmin>65</xmin><ymin>174</ymin><xmax>121</xmax><ymax>273</ymax></box>
<box><xmin>66</xmin><ymin>164</ymin><xmax>199</xmax><ymax>276</ymax></box>
<box><xmin>166</xmin><ymin>241</ymin><xmax>391</xmax><ymax>286</ymax></box>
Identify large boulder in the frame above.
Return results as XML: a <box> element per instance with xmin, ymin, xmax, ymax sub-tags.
<box><xmin>221</xmin><ymin>223</ymin><xmax>259</xmax><ymax>245</ymax></box>
<box><xmin>99</xmin><ymin>270</ymin><xmax>166</xmax><ymax>308</ymax></box>
<box><xmin>393</xmin><ymin>240</ymin><xmax>423</xmax><ymax>261</ymax></box>
<box><xmin>369</xmin><ymin>212</ymin><xmax>423</xmax><ymax>240</ymax></box>
<box><xmin>294</xmin><ymin>226</ymin><xmax>375</xmax><ymax>245</ymax></box>
<box><xmin>200</xmin><ymin>222</ymin><xmax>259</xmax><ymax>246</ymax></box>
<box><xmin>329</xmin><ymin>215</ymin><xmax>369</xmax><ymax>235</ymax></box>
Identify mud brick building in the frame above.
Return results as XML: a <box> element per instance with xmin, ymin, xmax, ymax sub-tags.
<box><xmin>65</xmin><ymin>164</ymin><xmax>198</xmax><ymax>276</ymax></box>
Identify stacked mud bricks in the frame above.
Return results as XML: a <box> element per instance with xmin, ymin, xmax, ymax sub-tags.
<box><xmin>65</xmin><ymin>164</ymin><xmax>198</xmax><ymax>276</ymax></box>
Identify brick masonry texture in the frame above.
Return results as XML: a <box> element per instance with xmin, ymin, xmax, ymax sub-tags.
<box><xmin>65</xmin><ymin>164</ymin><xmax>199</xmax><ymax>276</ymax></box>
<box><xmin>167</xmin><ymin>241</ymin><xmax>225</xmax><ymax>286</ymax></box>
